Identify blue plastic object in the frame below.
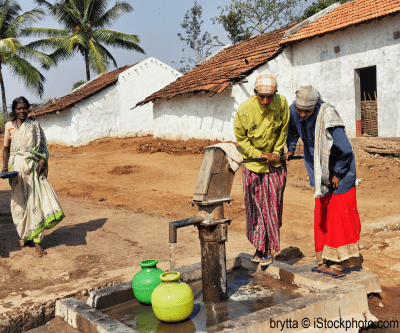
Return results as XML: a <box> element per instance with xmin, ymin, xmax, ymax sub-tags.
<box><xmin>0</xmin><ymin>171</ymin><xmax>19</xmax><ymax>179</ymax></box>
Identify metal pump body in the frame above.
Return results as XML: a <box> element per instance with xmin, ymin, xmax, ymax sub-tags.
<box><xmin>169</xmin><ymin>147</ymin><xmax>235</xmax><ymax>303</ymax></box>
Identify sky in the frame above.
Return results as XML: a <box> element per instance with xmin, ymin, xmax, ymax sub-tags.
<box><xmin>2</xmin><ymin>0</ymin><xmax>315</xmax><ymax>106</ymax></box>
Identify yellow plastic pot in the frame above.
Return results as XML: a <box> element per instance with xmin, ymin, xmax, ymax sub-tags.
<box><xmin>151</xmin><ymin>271</ymin><xmax>194</xmax><ymax>322</ymax></box>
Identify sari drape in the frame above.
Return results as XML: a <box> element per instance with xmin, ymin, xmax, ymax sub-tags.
<box><xmin>8</xmin><ymin>119</ymin><xmax>64</xmax><ymax>241</ymax></box>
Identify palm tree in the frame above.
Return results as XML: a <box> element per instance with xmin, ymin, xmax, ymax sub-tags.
<box><xmin>25</xmin><ymin>0</ymin><xmax>145</xmax><ymax>82</ymax></box>
<box><xmin>0</xmin><ymin>0</ymin><xmax>55</xmax><ymax>120</ymax></box>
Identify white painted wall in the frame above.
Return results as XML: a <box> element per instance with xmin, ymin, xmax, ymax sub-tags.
<box><xmin>37</xmin><ymin>57</ymin><xmax>181</xmax><ymax>146</ymax></box>
<box><xmin>154</xmin><ymin>14</ymin><xmax>400</xmax><ymax>141</ymax></box>
<box><xmin>290</xmin><ymin>14</ymin><xmax>400</xmax><ymax>137</ymax></box>
<box><xmin>116</xmin><ymin>58</ymin><xmax>182</xmax><ymax>138</ymax></box>
<box><xmin>38</xmin><ymin>85</ymin><xmax>119</xmax><ymax>146</ymax></box>
<box><xmin>153</xmin><ymin>50</ymin><xmax>294</xmax><ymax>141</ymax></box>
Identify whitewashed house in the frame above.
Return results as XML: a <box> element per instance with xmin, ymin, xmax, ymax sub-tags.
<box><xmin>30</xmin><ymin>57</ymin><xmax>181</xmax><ymax>146</ymax></box>
<box><xmin>137</xmin><ymin>0</ymin><xmax>400</xmax><ymax>140</ymax></box>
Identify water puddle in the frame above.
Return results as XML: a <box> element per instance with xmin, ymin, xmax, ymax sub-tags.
<box><xmin>102</xmin><ymin>268</ymin><xmax>312</xmax><ymax>332</ymax></box>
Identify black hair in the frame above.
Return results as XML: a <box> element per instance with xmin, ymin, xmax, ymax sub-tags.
<box><xmin>10</xmin><ymin>96</ymin><xmax>30</xmax><ymax>121</ymax></box>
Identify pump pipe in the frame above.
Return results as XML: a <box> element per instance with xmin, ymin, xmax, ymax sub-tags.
<box><xmin>242</xmin><ymin>154</ymin><xmax>303</xmax><ymax>163</ymax></box>
<box><xmin>169</xmin><ymin>216</ymin><xmax>205</xmax><ymax>243</ymax></box>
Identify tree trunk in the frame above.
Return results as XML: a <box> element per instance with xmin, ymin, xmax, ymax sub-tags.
<box><xmin>85</xmin><ymin>51</ymin><xmax>90</xmax><ymax>81</ymax></box>
<box><xmin>0</xmin><ymin>64</ymin><xmax>8</xmax><ymax>123</ymax></box>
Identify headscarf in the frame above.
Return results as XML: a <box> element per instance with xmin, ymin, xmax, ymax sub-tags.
<box><xmin>254</xmin><ymin>74</ymin><xmax>277</xmax><ymax>94</ymax></box>
<box><xmin>295</xmin><ymin>86</ymin><xmax>320</xmax><ymax>109</ymax></box>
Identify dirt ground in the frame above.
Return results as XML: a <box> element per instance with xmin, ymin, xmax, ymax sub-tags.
<box><xmin>1</xmin><ymin>135</ymin><xmax>400</xmax><ymax>331</ymax></box>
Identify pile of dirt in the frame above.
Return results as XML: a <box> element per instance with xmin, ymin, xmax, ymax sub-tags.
<box><xmin>108</xmin><ymin>165</ymin><xmax>140</xmax><ymax>175</ymax></box>
<box><xmin>137</xmin><ymin>138</ymin><xmax>221</xmax><ymax>155</ymax></box>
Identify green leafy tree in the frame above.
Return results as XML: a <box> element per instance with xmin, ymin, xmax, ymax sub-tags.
<box><xmin>300</xmin><ymin>0</ymin><xmax>353</xmax><ymax>19</ymax></box>
<box><xmin>25</xmin><ymin>0</ymin><xmax>145</xmax><ymax>81</ymax></box>
<box><xmin>72</xmin><ymin>79</ymin><xmax>85</xmax><ymax>90</ymax></box>
<box><xmin>215</xmin><ymin>0</ymin><xmax>302</xmax><ymax>36</ymax></box>
<box><xmin>0</xmin><ymin>0</ymin><xmax>55</xmax><ymax>121</ymax></box>
<box><xmin>176</xmin><ymin>1</ymin><xmax>223</xmax><ymax>71</ymax></box>
<box><xmin>212</xmin><ymin>8</ymin><xmax>250</xmax><ymax>44</ymax></box>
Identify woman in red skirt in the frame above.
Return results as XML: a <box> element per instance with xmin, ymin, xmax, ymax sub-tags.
<box><xmin>285</xmin><ymin>86</ymin><xmax>361</xmax><ymax>277</ymax></box>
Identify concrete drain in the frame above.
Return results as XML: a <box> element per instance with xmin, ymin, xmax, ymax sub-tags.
<box><xmin>56</xmin><ymin>253</ymin><xmax>381</xmax><ymax>333</ymax></box>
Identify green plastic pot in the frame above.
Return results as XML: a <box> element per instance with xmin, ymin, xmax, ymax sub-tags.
<box><xmin>132</xmin><ymin>259</ymin><xmax>164</xmax><ymax>304</ymax></box>
<box><xmin>151</xmin><ymin>271</ymin><xmax>194</xmax><ymax>322</ymax></box>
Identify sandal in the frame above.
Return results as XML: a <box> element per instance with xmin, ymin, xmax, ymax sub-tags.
<box><xmin>320</xmin><ymin>265</ymin><xmax>346</xmax><ymax>278</ymax></box>
<box><xmin>311</xmin><ymin>264</ymin><xmax>329</xmax><ymax>273</ymax></box>
<box><xmin>260</xmin><ymin>255</ymin><xmax>274</xmax><ymax>267</ymax></box>
<box><xmin>251</xmin><ymin>252</ymin><xmax>262</xmax><ymax>263</ymax></box>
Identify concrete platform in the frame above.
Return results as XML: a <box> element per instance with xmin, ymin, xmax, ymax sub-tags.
<box><xmin>56</xmin><ymin>253</ymin><xmax>381</xmax><ymax>333</ymax></box>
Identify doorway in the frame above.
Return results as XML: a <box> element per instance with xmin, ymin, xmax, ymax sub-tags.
<box><xmin>355</xmin><ymin>66</ymin><xmax>378</xmax><ymax>137</ymax></box>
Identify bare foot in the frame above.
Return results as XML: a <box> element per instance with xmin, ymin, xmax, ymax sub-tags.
<box><xmin>19</xmin><ymin>240</ymin><xmax>33</xmax><ymax>247</ymax></box>
<box><xmin>35</xmin><ymin>243</ymin><xmax>47</xmax><ymax>256</ymax></box>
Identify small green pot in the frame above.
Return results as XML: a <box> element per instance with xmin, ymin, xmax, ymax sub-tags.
<box><xmin>132</xmin><ymin>259</ymin><xmax>164</xmax><ymax>304</ymax></box>
<box><xmin>151</xmin><ymin>271</ymin><xmax>194</xmax><ymax>322</ymax></box>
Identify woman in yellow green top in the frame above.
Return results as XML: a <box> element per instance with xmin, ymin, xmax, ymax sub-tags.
<box><xmin>234</xmin><ymin>74</ymin><xmax>289</xmax><ymax>266</ymax></box>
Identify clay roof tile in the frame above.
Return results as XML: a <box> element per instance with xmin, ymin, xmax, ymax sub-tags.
<box><xmin>30</xmin><ymin>64</ymin><xmax>135</xmax><ymax>117</ymax></box>
<box><xmin>282</xmin><ymin>0</ymin><xmax>400</xmax><ymax>44</ymax></box>
<box><xmin>136</xmin><ymin>23</ymin><xmax>296</xmax><ymax>106</ymax></box>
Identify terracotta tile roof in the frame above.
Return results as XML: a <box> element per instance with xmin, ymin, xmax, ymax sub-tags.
<box><xmin>136</xmin><ymin>23</ymin><xmax>296</xmax><ymax>106</ymax></box>
<box><xmin>30</xmin><ymin>65</ymin><xmax>134</xmax><ymax>117</ymax></box>
<box><xmin>282</xmin><ymin>0</ymin><xmax>400</xmax><ymax>44</ymax></box>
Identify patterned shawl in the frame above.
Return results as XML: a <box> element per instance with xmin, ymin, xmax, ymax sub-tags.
<box><xmin>314</xmin><ymin>103</ymin><xmax>345</xmax><ymax>198</ymax></box>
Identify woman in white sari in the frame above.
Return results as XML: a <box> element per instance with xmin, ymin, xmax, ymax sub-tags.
<box><xmin>2</xmin><ymin>97</ymin><xmax>64</xmax><ymax>256</ymax></box>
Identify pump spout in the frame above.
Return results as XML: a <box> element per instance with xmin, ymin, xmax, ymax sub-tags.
<box><xmin>169</xmin><ymin>216</ymin><xmax>204</xmax><ymax>243</ymax></box>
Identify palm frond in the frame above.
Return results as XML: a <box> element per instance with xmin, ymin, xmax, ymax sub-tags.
<box><xmin>93</xmin><ymin>29</ymin><xmax>145</xmax><ymax>54</ymax></box>
<box><xmin>32</xmin><ymin>0</ymin><xmax>54</xmax><ymax>12</ymax></box>
<box><xmin>93</xmin><ymin>29</ymin><xmax>140</xmax><ymax>44</ymax></box>
<box><xmin>4</xmin><ymin>8</ymin><xmax>45</xmax><ymax>38</ymax></box>
<box><xmin>87</xmin><ymin>39</ymin><xmax>109</xmax><ymax>74</ymax></box>
<box><xmin>5</xmin><ymin>54</ymin><xmax>45</xmax><ymax>97</ymax></box>
<box><xmin>92</xmin><ymin>2</ymin><xmax>133</xmax><ymax>28</ymax></box>
<box><xmin>47</xmin><ymin>47</ymin><xmax>76</xmax><ymax>64</ymax></box>
<box><xmin>16</xmin><ymin>45</ymin><xmax>56</xmax><ymax>70</ymax></box>
<box><xmin>95</xmin><ymin>42</ymin><xmax>117</xmax><ymax>68</ymax></box>
<box><xmin>82</xmin><ymin>0</ymin><xmax>109</xmax><ymax>23</ymax></box>
<box><xmin>0</xmin><ymin>0</ymin><xmax>22</xmax><ymax>37</ymax></box>
<box><xmin>0</xmin><ymin>37</ymin><xmax>19</xmax><ymax>58</ymax></box>
<box><xmin>20</xmin><ymin>27</ymin><xmax>70</xmax><ymax>38</ymax></box>
<box><xmin>56</xmin><ymin>2</ymin><xmax>86</xmax><ymax>30</ymax></box>
<box><xmin>25</xmin><ymin>36</ymin><xmax>71</xmax><ymax>52</ymax></box>
<box><xmin>65</xmin><ymin>33</ymin><xmax>86</xmax><ymax>52</ymax></box>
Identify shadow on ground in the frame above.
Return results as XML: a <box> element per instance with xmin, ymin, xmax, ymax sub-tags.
<box><xmin>44</xmin><ymin>218</ymin><xmax>108</xmax><ymax>249</ymax></box>
<box><xmin>0</xmin><ymin>189</ymin><xmax>108</xmax><ymax>256</ymax></box>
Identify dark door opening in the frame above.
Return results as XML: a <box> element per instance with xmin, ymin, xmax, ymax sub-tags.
<box><xmin>358</xmin><ymin>66</ymin><xmax>378</xmax><ymax>136</ymax></box>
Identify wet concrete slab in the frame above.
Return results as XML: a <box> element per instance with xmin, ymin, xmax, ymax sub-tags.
<box><xmin>56</xmin><ymin>253</ymin><xmax>381</xmax><ymax>333</ymax></box>
<box><xmin>101</xmin><ymin>267</ymin><xmax>311</xmax><ymax>332</ymax></box>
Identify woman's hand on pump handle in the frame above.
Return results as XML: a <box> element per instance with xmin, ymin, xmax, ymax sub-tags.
<box><xmin>261</xmin><ymin>153</ymin><xmax>280</xmax><ymax>164</ymax></box>
<box><xmin>36</xmin><ymin>159</ymin><xmax>47</xmax><ymax>177</ymax></box>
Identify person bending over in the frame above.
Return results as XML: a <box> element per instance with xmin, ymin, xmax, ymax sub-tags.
<box><xmin>285</xmin><ymin>86</ymin><xmax>360</xmax><ymax>277</ymax></box>
<box><xmin>234</xmin><ymin>74</ymin><xmax>289</xmax><ymax>266</ymax></box>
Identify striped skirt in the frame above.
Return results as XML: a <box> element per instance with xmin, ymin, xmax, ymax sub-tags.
<box><xmin>243</xmin><ymin>165</ymin><xmax>287</xmax><ymax>252</ymax></box>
